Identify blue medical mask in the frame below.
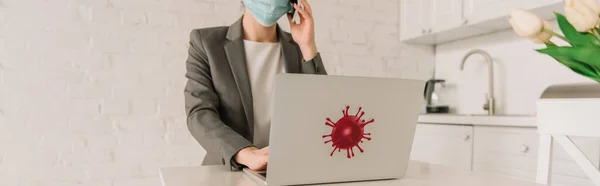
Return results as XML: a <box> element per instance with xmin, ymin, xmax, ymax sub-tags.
<box><xmin>243</xmin><ymin>0</ymin><xmax>293</xmax><ymax>27</ymax></box>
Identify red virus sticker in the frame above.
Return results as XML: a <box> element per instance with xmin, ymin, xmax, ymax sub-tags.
<box><xmin>322</xmin><ymin>106</ymin><xmax>375</xmax><ymax>158</ymax></box>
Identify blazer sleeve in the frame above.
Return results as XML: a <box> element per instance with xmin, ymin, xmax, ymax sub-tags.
<box><xmin>301</xmin><ymin>53</ymin><xmax>328</xmax><ymax>75</ymax></box>
<box><xmin>184</xmin><ymin>29</ymin><xmax>253</xmax><ymax>171</ymax></box>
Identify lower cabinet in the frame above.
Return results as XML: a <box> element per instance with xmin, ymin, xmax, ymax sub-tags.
<box><xmin>472</xmin><ymin>126</ymin><xmax>539</xmax><ymax>182</ymax></box>
<box><xmin>472</xmin><ymin>126</ymin><xmax>600</xmax><ymax>186</ymax></box>
<box><xmin>410</xmin><ymin>124</ymin><xmax>473</xmax><ymax>170</ymax></box>
<box><xmin>411</xmin><ymin>124</ymin><xmax>600</xmax><ymax>186</ymax></box>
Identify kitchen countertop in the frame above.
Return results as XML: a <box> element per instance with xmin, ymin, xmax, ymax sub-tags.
<box><xmin>418</xmin><ymin>114</ymin><xmax>537</xmax><ymax>127</ymax></box>
<box><xmin>159</xmin><ymin>161</ymin><xmax>543</xmax><ymax>186</ymax></box>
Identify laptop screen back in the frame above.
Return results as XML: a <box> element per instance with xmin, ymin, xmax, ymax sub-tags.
<box><xmin>266</xmin><ymin>74</ymin><xmax>424</xmax><ymax>186</ymax></box>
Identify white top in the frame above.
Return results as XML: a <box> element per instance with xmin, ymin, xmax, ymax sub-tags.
<box><xmin>243</xmin><ymin>40</ymin><xmax>285</xmax><ymax>149</ymax></box>
<box><xmin>159</xmin><ymin>161</ymin><xmax>544</xmax><ymax>186</ymax></box>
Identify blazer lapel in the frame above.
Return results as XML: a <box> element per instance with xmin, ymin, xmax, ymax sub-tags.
<box><xmin>277</xmin><ymin>26</ymin><xmax>301</xmax><ymax>73</ymax></box>
<box><xmin>222</xmin><ymin>18</ymin><xmax>301</xmax><ymax>138</ymax></box>
<box><xmin>224</xmin><ymin>18</ymin><xmax>255</xmax><ymax>138</ymax></box>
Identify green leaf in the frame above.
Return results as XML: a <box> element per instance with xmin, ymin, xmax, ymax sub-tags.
<box><xmin>537</xmin><ymin>46</ymin><xmax>600</xmax><ymax>67</ymax></box>
<box><xmin>537</xmin><ymin>46</ymin><xmax>600</xmax><ymax>82</ymax></box>
<box><xmin>555</xmin><ymin>13</ymin><xmax>600</xmax><ymax>47</ymax></box>
<box><xmin>551</xmin><ymin>56</ymin><xmax>600</xmax><ymax>82</ymax></box>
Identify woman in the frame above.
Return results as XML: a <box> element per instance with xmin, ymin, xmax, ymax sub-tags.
<box><xmin>184</xmin><ymin>0</ymin><xmax>327</xmax><ymax>172</ymax></box>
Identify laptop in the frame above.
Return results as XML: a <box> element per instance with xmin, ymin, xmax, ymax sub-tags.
<box><xmin>243</xmin><ymin>74</ymin><xmax>424</xmax><ymax>186</ymax></box>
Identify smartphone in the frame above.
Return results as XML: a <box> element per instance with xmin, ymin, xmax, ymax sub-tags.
<box><xmin>289</xmin><ymin>0</ymin><xmax>298</xmax><ymax>15</ymax></box>
<box><xmin>288</xmin><ymin>0</ymin><xmax>302</xmax><ymax>24</ymax></box>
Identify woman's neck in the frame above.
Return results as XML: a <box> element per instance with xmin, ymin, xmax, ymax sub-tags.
<box><xmin>242</xmin><ymin>11</ymin><xmax>279</xmax><ymax>43</ymax></box>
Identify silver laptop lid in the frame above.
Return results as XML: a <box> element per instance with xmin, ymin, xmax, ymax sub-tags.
<box><xmin>267</xmin><ymin>74</ymin><xmax>424</xmax><ymax>185</ymax></box>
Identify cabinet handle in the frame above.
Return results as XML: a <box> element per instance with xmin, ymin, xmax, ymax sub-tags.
<box><xmin>462</xmin><ymin>19</ymin><xmax>469</xmax><ymax>25</ymax></box>
<box><xmin>520</xmin><ymin>145</ymin><xmax>530</xmax><ymax>153</ymax></box>
<box><xmin>463</xmin><ymin>134</ymin><xmax>471</xmax><ymax>141</ymax></box>
<box><xmin>422</xmin><ymin>29</ymin><xmax>426</xmax><ymax>34</ymax></box>
<box><xmin>428</xmin><ymin>29</ymin><xmax>432</xmax><ymax>33</ymax></box>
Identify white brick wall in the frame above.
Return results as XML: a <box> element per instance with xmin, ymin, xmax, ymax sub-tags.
<box><xmin>0</xmin><ymin>0</ymin><xmax>433</xmax><ymax>185</ymax></box>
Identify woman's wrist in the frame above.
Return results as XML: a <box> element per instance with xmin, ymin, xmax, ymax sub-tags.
<box><xmin>299</xmin><ymin>42</ymin><xmax>318</xmax><ymax>61</ymax></box>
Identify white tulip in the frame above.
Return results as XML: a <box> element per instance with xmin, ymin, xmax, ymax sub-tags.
<box><xmin>532</xmin><ymin>21</ymin><xmax>554</xmax><ymax>43</ymax></box>
<box><xmin>582</xmin><ymin>0</ymin><xmax>600</xmax><ymax>15</ymax></box>
<box><xmin>565</xmin><ymin>0</ymin><xmax>600</xmax><ymax>32</ymax></box>
<box><xmin>509</xmin><ymin>9</ymin><xmax>553</xmax><ymax>43</ymax></box>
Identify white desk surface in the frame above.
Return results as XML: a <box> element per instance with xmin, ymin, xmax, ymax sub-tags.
<box><xmin>159</xmin><ymin>161</ymin><xmax>543</xmax><ymax>186</ymax></box>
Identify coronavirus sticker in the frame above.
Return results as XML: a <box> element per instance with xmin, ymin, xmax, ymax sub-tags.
<box><xmin>322</xmin><ymin>106</ymin><xmax>375</xmax><ymax>159</ymax></box>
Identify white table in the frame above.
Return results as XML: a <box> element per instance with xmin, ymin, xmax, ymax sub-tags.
<box><xmin>159</xmin><ymin>161</ymin><xmax>544</xmax><ymax>186</ymax></box>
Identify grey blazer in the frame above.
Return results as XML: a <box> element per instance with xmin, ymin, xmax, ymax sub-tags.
<box><xmin>184</xmin><ymin>17</ymin><xmax>327</xmax><ymax>171</ymax></box>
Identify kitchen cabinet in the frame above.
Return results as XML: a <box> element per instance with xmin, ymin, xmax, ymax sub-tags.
<box><xmin>410</xmin><ymin>124</ymin><xmax>473</xmax><ymax>170</ymax></box>
<box><xmin>411</xmin><ymin>122</ymin><xmax>600</xmax><ymax>186</ymax></box>
<box><xmin>549</xmin><ymin>136</ymin><xmax>600</xmax><ymax>186</ymax></box>
<box><xmin>399</xmin><ymin>0</ymin><xmax>464</xmax><ymax>40</ymax></box>
<box><xmin>463</xmin><ymin>0</ymin><xmax>526</xmax><ymax>25</ymax></box>
<box><xmin>399</xmin><ymin>0</ymin><xmax>563</xmax><ymax>44</ymax></box>
<box><xmin>472</xmin><ymin>126</ymin><xmax>540</xmax><ymax>182</ymax></box>
<box><xmin>430</xmin><ymin>0</ymin><xmax>464</xmax><ymax>33</ymax></box>
<box><xmin>399</xmin><ymin>0</ymin><xmax>430</xmax><ymax>40</ymax></box>
<box><xmin>463</xmin><ymin>0</ymin><xmax>562</xmax><ymax>30</ymax></box>
<box><xmin>472</xmin><ymin>126</ymin><xmax>600</xmax><ymax>186</ymax></box>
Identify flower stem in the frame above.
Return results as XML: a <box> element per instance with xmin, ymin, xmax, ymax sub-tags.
<box><xmin>546</xmin><ymin>40</ymin><xmax>557</xmax><ymax>46</ymax></box>
<box><xmin>543</xmin><ymin>29</ymin><xmax>568</xmax><ymax>42</ymax></box>
<box><xmin>594</xmin><ymin>28</ymin><xmax>600</xmax><ymax>41</ymax></box>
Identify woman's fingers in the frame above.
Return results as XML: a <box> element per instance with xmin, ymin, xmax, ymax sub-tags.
<box><xmin>293</xmin><ymin>4</ymin><xmax>305</xmax><ymax>21</ymax></box>
<box><xmin>293</xmin><ymin>3</ymin><xmax>312</xmax><ymax>20</ymax></box>
<box><xmin>299</xmin><ymin>0</ymin><xmax>312</xmax><ymax>15</ymax></box>
<box><xmin>261</xmin><ymin>157</ymin><xmax>268</xmax><ymax>170</ymax></box>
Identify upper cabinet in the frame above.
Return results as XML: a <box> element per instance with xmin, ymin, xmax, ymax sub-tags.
<box><xmin>464</xmin><ymin>0</ymin><xmax>563</xmax><ymax>29</ymax></box>
<box><xmin>430</xmin><ymin>0</ymin><xmax>464</xmax><ymax>33</ymax></box>
<box><xmin>463</xmin><ymin>0</ymin><xmax>516</xmax><ymax>25</ymax></box>
<box><xmin>399</xmin><ymin>0</ymin><xmax>431</xmax><ymax>41</ymax></box>
<box><xmin>399</xmin><ymin>0</ymin><xmax>563</xmax><ymax>44</ymax></box>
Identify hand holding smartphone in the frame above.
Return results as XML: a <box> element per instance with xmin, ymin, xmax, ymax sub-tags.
<box><xmin>289</xmin><ymin>0</ymin><xmax>303</xmax><ymax>24</ymax></box>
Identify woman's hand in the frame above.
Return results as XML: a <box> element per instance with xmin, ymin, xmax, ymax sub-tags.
<box><xmin>288</xmin><ymin>0</ymin><xmax>318</xmax><ymax>61</ymax></box>
<box><xmin>235</xmin><ymin>146</ymin><xmax>269</xmax><ymax>171</ymax></box>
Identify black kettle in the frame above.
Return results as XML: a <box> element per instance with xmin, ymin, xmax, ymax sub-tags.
<box><xmin>423</xmin><ymin>79</ymin><xmax>449</xmax><ymax>114</ymax></box>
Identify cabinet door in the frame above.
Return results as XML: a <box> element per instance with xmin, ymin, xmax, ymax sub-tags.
<box><xmin>410</xmin><ymin>124</ymin><xmax>473</xmax><ymax>170</ymax></box>
<box><xmin>430</xmin><ymin>0</ymin><xmax>464</xmax><ymax>33</ymax></box>
<box><xmin>472</xmin><ymin>126</ymin><xmax>540</xmax><ymax>181</ymax></box>
<box><xmin>463</xmin><ymin>0</ymin><xmax>561</xmax><ymax>25</ymax></box>
<box><xmin>399</xmin><ymin>0</ymin><xmax>430</xmax><ymax>40</ymax></box>
<box><xmin>472</xmin><ymin>126</ymin><xmax>600</xmax><ymax>186</ymax></box>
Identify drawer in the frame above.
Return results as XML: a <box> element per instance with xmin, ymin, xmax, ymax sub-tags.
<box><xmin>473</xmin><ymin>126</ymin><xmax>600</xmax><ymax>185</ymax></box>
<box><xmin>410</xmin><ymin>124</ymin><xmax>473</xmax><ymax>170</ymax></box>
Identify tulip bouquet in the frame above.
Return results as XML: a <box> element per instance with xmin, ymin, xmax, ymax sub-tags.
<box><xmin>509</xmin><ymin>0</ymin><xmax>600</xmax><ymax>82</ymax></box>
